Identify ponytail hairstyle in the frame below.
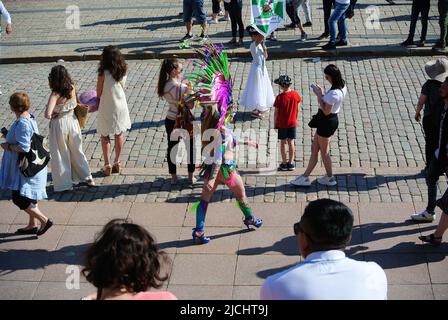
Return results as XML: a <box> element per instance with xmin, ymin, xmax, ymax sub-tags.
<box><xmin>48</xmin><ymin>65</ymin><xmax>73</xmax><ymax>99</ymax></box>
<box><xmin>98</xmin><ymin>45</ymin><xmax>127</xmax><ymax>82</ymax></box>
<box><xmin>157</xmin><ymin>58</ymin><xmax>180</xmax><ymax>98</ymax></box>
<box><xmin>324</xmin><ymin>64</ymin><xmax>345</xmax><ymax>90</ymax></box>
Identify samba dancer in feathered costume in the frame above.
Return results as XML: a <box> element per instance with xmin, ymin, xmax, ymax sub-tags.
<box><xmin>186</xmin><ymin>43</ymin><xmax>263</xmax><ymax>245</ymax></box>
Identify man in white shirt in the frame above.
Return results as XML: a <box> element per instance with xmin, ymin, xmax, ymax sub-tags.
<box><xmin>0</xmin><ymin>0</ymin><xmax>12</xmax><ymax>35</ymax></box>
<box><xmin>260</xmin><ymin>199</ymin><xmax>388</xmax><ymax>300</ymax></box>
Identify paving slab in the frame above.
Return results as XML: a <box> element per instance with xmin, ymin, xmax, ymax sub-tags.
<box><xmin>0</xmin><ymin>280</ymin><xmax>39</xmax><ymax>300</ymax></box>
<box><xmin>232</xmin><ymin>286</ymin><xmax>262</xmax><ymax>300</ymax></box>
<box><xmin>234</xmin><ymin>255</ymin><xmax>299</xmax><ymax>286</ymax></box>
<box><xmin>0</xmin><ymin>201</ymin><xmax>19</xmax><ymax>225</ymax></box>
<box><xmin>67</xmin><ymin>202</ymin><xmax>132</xmax><ymax>225</ymax></box>
<box><xmin>364</xmin><ymin>253</ymin><xmax>431</xmax><ymax>285</ymax></box>
<box><xmin>432</xmin><ymin>285</ymin><xmax>448</xmax><ymax>300</ymax></box>
<box><xmin>170</xmin><ymin>254</ymin><xmax>237</xmax><ymax>286</ymax></box>
<box><xmin>33</xmin><ymin>281</ymin><xmax>95</xmax><ymax>300</ymax></box>
<box><xmin>387</xmin><ymin>284</ymin><xmax>434</xmax><ymax>300</ymax></box>
<box><xmin>177</xmin><ymin>227</ymin><xmax>241</xmax><ymax>255</ymax></box>
<box><xmin>237</xmin><ymin>227</ymin><xmax>297</xmax><ymax>256</ymax></box>
<box><xmin>128</xmin><ymin>203</ymin><xmax>187</xmax><ymax>227</ymax></box>
<box><xmin>426</xmin><ymin>254</ymin><xmax>448</xmax><ymax>284</ymax></box>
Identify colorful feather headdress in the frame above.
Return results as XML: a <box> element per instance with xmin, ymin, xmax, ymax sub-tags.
<box><xmin>185</xmin><ymin>43</ymin><xmax>234</xmax><ymax>130</ymax></box>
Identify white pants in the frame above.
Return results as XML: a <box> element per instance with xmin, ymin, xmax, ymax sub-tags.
<box><xmin>49</xmin><ymin>112</ymin><xmax>92</xmax><ymax>192</ymax></box>
<box><xmin>297</xmin><ymin>0</ymin><xmax>312</xmax><ymax>23</ymax></box>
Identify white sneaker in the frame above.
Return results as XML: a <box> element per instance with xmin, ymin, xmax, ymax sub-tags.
<box><xmin>208</xmin><ymin>19</ymin><xmax>218</xmax><ymax>24</ymax></box>
<box><xmin>317</xmin><ymin>175</ymin><xmax>337</xmax><ymax>186</ymax></box>
<box><xmin>410</xmin><ymin>210</ymin><xmax>435</xmax><ymax>222</ymax></box>
<box><xmin>290</xmin><ymin>175</ymin><xmax>311</xmax><ymax>187</ymax></box>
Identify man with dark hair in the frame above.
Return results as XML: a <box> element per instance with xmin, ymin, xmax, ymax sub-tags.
<box><xmin>260</xmin><ymin>199</ymin><xmax>387</xmax><ymax>300</ymax></box>
<box><xmin>412</xmin><ymin>76</ymin><xmax>448</xmax><ymax>222</ymax></box>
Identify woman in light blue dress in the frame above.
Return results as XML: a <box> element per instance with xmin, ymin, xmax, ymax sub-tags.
<box><xmin>0</xmin><ymin>92</ymin><xmax>53</xmax><ymax>236</ymax></box>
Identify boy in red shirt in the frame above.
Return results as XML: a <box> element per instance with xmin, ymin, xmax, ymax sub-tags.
<box><xmin>274</xmin><ymin>75</ymin><xmax>301</xmax><ymax>171</ymax></box>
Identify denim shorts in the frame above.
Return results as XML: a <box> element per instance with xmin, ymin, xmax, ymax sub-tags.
<box><xmin>183</xmin><ymin>0</ymin><xmax>207</xmax><ymax>24</ymax></box>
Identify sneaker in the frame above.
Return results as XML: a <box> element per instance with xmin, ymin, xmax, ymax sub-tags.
<box><xmin>180</xmin><ymin>33</ymin><xmax>193</xmax><ymax>42</ymax></box>
<box><xmin>218</xmin><ymin>10</ymin><xmax>224</xmax><ymax>16</ymax></box>
<box><xmin>335</xmin><ymin>39</ymin><xmax>348</xmax><ymax>46</ymax></box>
<box><xmin>322</xmin><ymin>42</ymin><xmax>336</xmax><ymax>50</ymax></box>
<box><xmin>317</xmin><ymin>175</ymin><xmax>337</xmax><ymax>186</ymax></box>
<box><xmin>287</xmin><ymin>162</ymin><xmax>295</xmax><ymax>171</ymax></box>
<box><xmin>432</xmin><ymin>45</ymin><xmax>447</xmax><ymax>52</ymax></box>
<box><xmin>410</xmin><ymin>210</ymin><xmax>435</xmax><ymax>222</ymax></box>
<box><xmin>208</xmin><ymin>18</ymin><xmax>218</xmax><ymax>24</ymax></box>
<box><xmin>290</xmin><ymin>175</ymin><xmax>311</xmax><ymax>187</ymax></box>
<box><xmin>416</xmin><ymin>40</ymin><xmax>425</xmax><ymax>47</ymax></box>
<box><xmin>300</xmin><ymin>32</ymin><xmax>307</xmax><ymax>42</ymax></box>
<box><xmin>278</xmin><ymin>163</ymin><xmax>288</xmax><ymax>171</ymax></box>
<box><xmin>318</xmin><ymin>32</ymin><xmax>329</xmax><ymax>40</ymax></box>
<box><xmin>303</xmin><ymin>22</ymin><xmax>312</xmax><ymax>27</ymax></box>
<box><xmin>199</xmin><ymin>33</ymin><xmax>208</xmax><ymax>43</ymax></box>
<box><xmin>400</xmin><ymin>39</ymin><xmax>414</xmax><ymax>47</ymax></box>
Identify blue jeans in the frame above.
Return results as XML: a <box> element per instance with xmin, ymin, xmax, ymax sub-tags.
<box><xmin>329</xmin><ymin>2</ymin><xmax>350</xmax><ymax>43</ymax></box>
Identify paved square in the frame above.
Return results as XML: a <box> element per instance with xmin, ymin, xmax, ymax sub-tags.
<box><xmin>0</xmin><ymin>0</ymin><xmax>447</xmax><ymax>300</ymax></box>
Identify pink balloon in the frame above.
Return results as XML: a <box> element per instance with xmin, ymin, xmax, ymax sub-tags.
<box><xmin>79</xmin><ymin>90</ymin><xmax>98</xmax><ymax>108</ymax></box>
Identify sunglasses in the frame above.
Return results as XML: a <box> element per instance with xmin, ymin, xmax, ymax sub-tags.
<box><xmin>293</xmin><ymin>221</ymin><xmax>317</xmax><ymax>243</ymax></box>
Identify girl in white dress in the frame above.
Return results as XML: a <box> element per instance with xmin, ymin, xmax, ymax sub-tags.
<box><xmin>96</xmin><ymin>46</ymin><xmax>131</xmax><ymax>176</ymax></box>
<box><xmin>240</xmin><ymin>26</ymin><xmax>275</xmax><ymax>119</ymax></box>
<box><xmin>45</xmin><ymin>65</ymin><xmax>94</xmax><ymax>192</ymax></box>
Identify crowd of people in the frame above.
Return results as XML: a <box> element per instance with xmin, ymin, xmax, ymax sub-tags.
<box><xmin>1</xmin><ymin>0</ymin><xmax>447</xmax><ymax>301</ymax></box>
<box><xmin>179</xmin><ymin>0</ymin><xmax>448</xmax><ymax>51</ymax></box>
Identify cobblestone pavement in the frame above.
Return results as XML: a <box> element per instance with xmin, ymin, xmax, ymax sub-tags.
<box><xmin>1</xmin><ymin>56</ymin><xmax>447</xmax><ymax>203</ymax></box>
<box><xmin>0</xmin><ymin>0</ymin><xmax>442</xmax><ymax>59</ymax></box>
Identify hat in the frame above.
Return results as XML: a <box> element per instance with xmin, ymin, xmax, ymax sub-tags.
<box><xmin>274</xmin><ymin>75</ymin><xmax>292</xmax><ymax>87</ymax></box>
<box><xmin>246</xmin><ymin>25</ymin><xmax>259</xmax><ymax>36</ymax></box>
<box><xmin>425</xmin><ymin>58</ymin><xmax>448</xmax><ymax>82</ymax></box>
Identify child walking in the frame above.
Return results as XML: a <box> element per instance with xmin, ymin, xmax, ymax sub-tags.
<box><xmin>240</xmin><ymin>26</ymin><xmax>275</xmax><ymax>119</ymax></box>
<box><xmin>273</xmin><ymin>75</ymin><xmax>301</xmax><ymax>171</ymax></box>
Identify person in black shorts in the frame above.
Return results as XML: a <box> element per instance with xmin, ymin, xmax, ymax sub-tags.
<box><xmin>291</xmin><ymin>65</ymin><xmax>347</xmax><ymax>187</ymax></box>
<box><xmin>273</xmin><ymin>75</ymin><xmax>302</xmax><ymax>171</ymax></box>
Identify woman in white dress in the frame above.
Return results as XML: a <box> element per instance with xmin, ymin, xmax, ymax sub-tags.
<box><xmin>45</xmin><ymin>65</ymin><xmax>94</xmax><ymax>192</ymax></box>
<box><xmin>96</xmin><ymin>46</ymin><xmax>131</xmax><ymax>176</ymax></box>
<box><xmin>240</xmin><ymin>26</ymin><xmax>275</xmax><ymax>119</ymax></box>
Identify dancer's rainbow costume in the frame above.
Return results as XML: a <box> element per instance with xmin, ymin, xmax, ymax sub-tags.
<box><xmin>186</xmin><ymin>43</ymin><xmax>263</xmax><ymax>244</ymax></box>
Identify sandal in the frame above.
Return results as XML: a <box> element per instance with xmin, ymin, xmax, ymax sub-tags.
<box><xmin>85</xmin><ymin>177</ymin><xmax>96</xmax><ymax>187</ymax></box>
<box><xmin>101</xmin><ymin>164</ymin><xmax>112</xmax><ymax>176</ymax></box>
<box><xmin>112</xmin><ymin>162</ymin><xmax>121</xmax><ymax>174</ymax></box>
<box><xmin>419</xmin><ymin>234</ymin><xmax>442</xmax><ymax>246</ymax></box>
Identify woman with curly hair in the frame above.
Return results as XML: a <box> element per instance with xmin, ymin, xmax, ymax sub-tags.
<box><xmin>82</xmin><ymin>219</ymin><xmax>177</xmax><ymax>300</ymax></box>
<box><xmin>45</xmin><ymin>65</ymin><xmax>94</xmax><ymax>192</ymax></box>
<box><xmin>96</xmin><ymin>46</ymin><xmax>131</xmax><ymax>176</ymax></box>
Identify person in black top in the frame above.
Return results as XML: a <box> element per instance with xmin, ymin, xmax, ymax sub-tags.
<box><xmin>412</xmin><ymin>76</ymin><xmax>448</xmax><ymax>223</ymax></box>
<box><xmin>414</xmin><ymin>59</ymin><xmax>447</xmax><ymax>168</ymax></box>
<box><xmin>418</xmin><ymin>78</ymin><xmax>448</xmax><ymax>245</ymax></box>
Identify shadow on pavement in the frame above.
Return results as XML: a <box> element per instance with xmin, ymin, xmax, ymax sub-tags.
<box><xmin>0</xmin><ymin>244</ymin><xmax>90</xmax><ymax>277</ymax></box>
